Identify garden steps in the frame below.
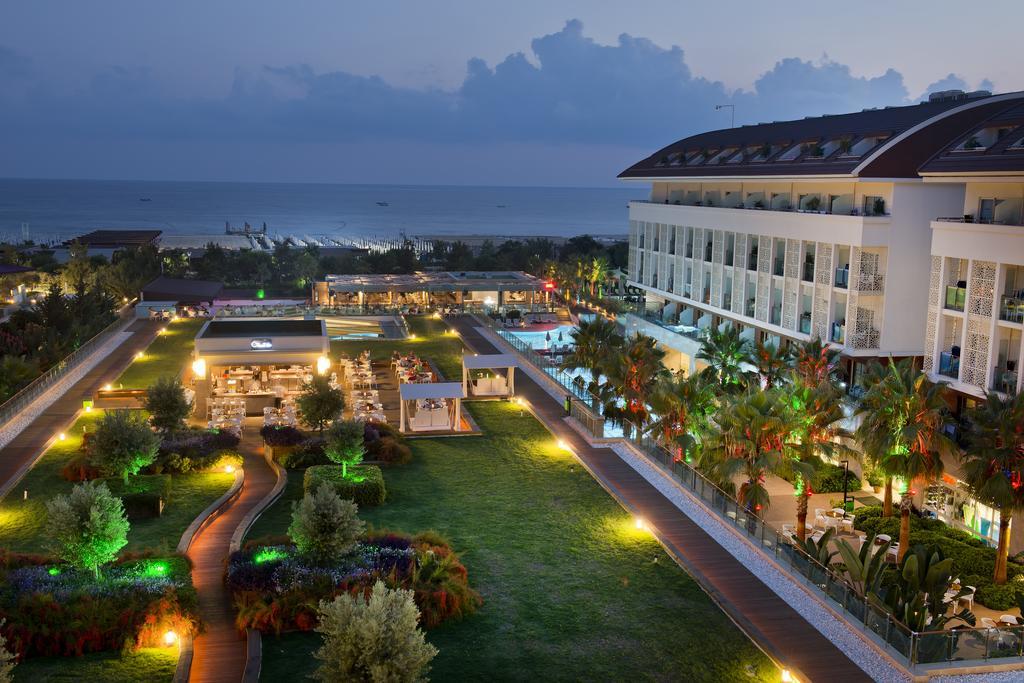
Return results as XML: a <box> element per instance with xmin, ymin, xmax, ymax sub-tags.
<box><xmin>450</xmin><ymin>316</ymin><xmax>870</xmax><ymax>683</ymax></box>
<box><xmin>0</xmin><ymin>319</ymin><xmax>161</xmax><ymax>498</ymax></box>
<box><xmin>187</xmin><ymin>425</ymin><xmax>278</xmax><ymax>683</ymax></box>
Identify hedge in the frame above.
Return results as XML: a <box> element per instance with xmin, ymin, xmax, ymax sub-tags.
<box><xmin>778</xmin><ymin>456</ymin><xmax>862</xmax><ymax>494</ymax></box>
<box><xmin>854</xmin><ymin>506</ymin><xmax>1024</xmax><ymax>610</ymax></box>
<box><xmin>304</xmin><ymin>465</ymin><xmax>386</xmax><ymax>507</ymax></box>
<box><xmin>103</xmin><ymin>475</ymin><xmax>173</xmax><ymax>519</ymax></box>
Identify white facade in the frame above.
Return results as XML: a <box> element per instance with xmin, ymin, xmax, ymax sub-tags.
<box><xmin>921</xmin><ymin>180</ymin><xmax>1024</xmax><ymax>398</ymax></box>
<box><xmin>625</xmin><ymin>179</ymin><xmax>963</xmax><ymax>367</ymax></box>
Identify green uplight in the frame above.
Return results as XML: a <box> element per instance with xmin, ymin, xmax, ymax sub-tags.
<box><xmin>253</xmin><ymin>547</ymin><xmax>287</xmax><ymax>565</ymax></box>
<box><xmin>256</xmin><ymin>289</ymin><xmax>265</xmax><ymax>300</ymax></box>
<box><xmin>141</xmin><ymin>560</ymin><xmax>170</xmax><ymax>578</ymax></box>
<box><xmin>47</xmin><ymin>566</ymin><xmax>61</xmax><ymax>576</ymax></box>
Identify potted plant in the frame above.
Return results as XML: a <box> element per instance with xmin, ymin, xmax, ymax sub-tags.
<box><xmin>864</xmin><ymin>467</ymin><xmax>884</xmax><ymax>494</ymax></box>
<box><xmin>753</xmin><ymin>199</ymin><xmax>765</xmax><ymax>209</ymax></box>
<box><xmin>964</xmin><ymin>136</ymin><xmax>982</xmax><ymax>150</ymax></box>
<box><xmin>872</xmin><ymin>197</ymin><xmax>885</xmax><ymax>216</ymax></box>
<box><xmin>839</xmin><ymin>138</ymin><xmax>853</xmax><ymax>155</ymax></box>
<box><xmin>805</xmin><ymin>196</ymin><xmax>822</xmax><ymax>212</ymax></box>
<box><xmin>758</xmin><ymin>144</ymin><xmax>772</xmax><ymax>159</ymax></box>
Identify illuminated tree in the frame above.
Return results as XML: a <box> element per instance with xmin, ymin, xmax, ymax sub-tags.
<box><xmin>697</xmin><ymin>325</ymin><xmax>752</xmax><ymax>393</ymax></box>
<box><xmin>144</xmin><ymin>375</ymin><xmax>192</xmax><ymax>434</ymax></box>
<box><xmin>313</xmin><ymin>580</ymin><xmax>437</xmax><ymax>683</ymax></box>
<box><xmin>325</xmin><ymin>420</ymin><xmax>366</xmax><ymax>479</ymax></box>
<box><xmin>751</xmin><ymin>340</ymin><xmax>793</xmax><ymax>389</ymax></box>
<box><xmin>45</xmin><ymin>481</ymin><xmax>129</xmax><ymax>578</ymax></box>
<box><xmin>90</xmin><ymin>409</ymin><xmax>161</xmax><ymax>484</ymax></box>
<box><xmin>600</xmin><ymin>332</ymin><xmax>668</xmax><ymax>434</ymax></box>
<box><xmin>646</xmin><ymin>368</ymin><xmax>716</xmax><ymax>464</ymax></box>
<box><xmin>298</xmin><ymin>375</ymin><xmax>345</xmax><ymax>433</ymax></box>
<box><xmin>289</xmin><ymin>484</ymin><xmax>364</xmax><ymax>564</ymax></box>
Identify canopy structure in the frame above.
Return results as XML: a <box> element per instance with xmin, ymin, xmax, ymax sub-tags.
<box><xmin>398</xmin><ymin>382</ymin><xmax>466</xmax><ymax>433</ymax></box>
<box><xmin>461</xmin><ymin>353</ymin><xmax>517</xmax><ymax>398</ymax></box>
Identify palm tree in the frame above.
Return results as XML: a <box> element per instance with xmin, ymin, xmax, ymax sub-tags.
<box><xmin>791</xmin><ymin>337</ymin><xmax>843</xmax><ymax>387</ymax></box>
<box><xmin>588</xmin><ymin>255</ymin><xmax>611</xmax><ymax>298</ymax></box>
<box><xmin>560</xmin><ymin>317</ymin><xmax>622</xmax><ymax>401</ymax></box>
<box><xmin>697</xmin><ymin>325</ymin><xmax>752</xmax><ymax>393</ymax></box>
<box><xmin>961</xmin><ymin>391</ymin><xmax>1024</xmax><ymax>584</ymax></box>
<box><xmin>646</xmin><ymin>369</ymin><xmax>717</xmax><ymax>463</ymax></box>
<box><xmin>751</xmin><ymin>340</ymin><xmax>793</xmax><ymax>389</ymax></box>
<box><xmin>601</xmin><ymin>332</ymin><xmax>668</xmax><ymax>435</ymax></box>
<box><xmin>789</xmin><ymin>383</ymin><xmax>856</xmax><ymax>540</ymax></box>
<box><xmin>856</xmin><ymin>358</ymin><xmax>957</xmax><ymax>561</ymax></box>
<box><xmin>700</xmin><ymin>389</ymin><xmax>801</xmax><ymax>514</ymax></box>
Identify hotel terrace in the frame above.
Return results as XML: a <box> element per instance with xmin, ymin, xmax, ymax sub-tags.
<box><xmin>313</xmin><ymin>270</ymin><xmax>552</xmax><ymax>310</ymax></box>
<box><xmin>618</xmin><ymin>89</ymin><xmax>1024</xmax><ymax>389</ymax></box>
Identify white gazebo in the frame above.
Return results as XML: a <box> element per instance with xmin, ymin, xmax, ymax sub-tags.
<box><xmin>461</xmin><ymin>353</ymin><xmax>517</xmax><ymax>398</ymax></box>
<box><xmin>398</xmin><ymin>382</ymin><xmax>466</xmax><ymax>433</ymax></box>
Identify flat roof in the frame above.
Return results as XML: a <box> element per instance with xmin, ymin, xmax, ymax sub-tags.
<box><xmin>463</xmin><ymin>353</ymin><xmax>517</xmax><ymax>369</ymax></box>
<box><xmin>198</xmin><ymin>319</ymin><xmax>325</xmax><ymax>339</ymax></box>
<box><xmin>68</xmin><ymin>229</ymin><xmax>162</xmax><ymax>248</ymax></box>
<box><xmin>399</xmin><ymin>382</ymin><xmax>466</xmax><ymax>400</ymax></box>
<box><xmin>322</xmin><ymin>271</ymin><xmax>545</xmax><ymax>293</ymax></box>
<box><xmin>142</xmin><ymin>276</ymin><xmax>224</xmax><ymax>302</ymax></box>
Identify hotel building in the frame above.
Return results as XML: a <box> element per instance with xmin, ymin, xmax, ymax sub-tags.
<box><xmin>618</xmin><ymin>90</ymin><xmax>1024</xmax><ymax>389</ymax></box>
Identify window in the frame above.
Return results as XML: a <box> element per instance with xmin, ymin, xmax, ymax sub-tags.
<box><xmin>979</xmin><ymin>198</ymin><xmax>996</xmax><ymax>223</ymax></box>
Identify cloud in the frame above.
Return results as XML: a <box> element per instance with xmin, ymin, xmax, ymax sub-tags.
<box><xmin>0</xmin><ymin>21</ymin><xmax>997</xmax><ymax>181</ymax></box>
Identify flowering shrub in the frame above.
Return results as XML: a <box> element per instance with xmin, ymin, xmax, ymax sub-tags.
<box><xmin>0</xmin><ymin>555</ymin><xmax>198</xmax><ymax>659</ymax></box>
<box><xmin>230</xmin><ymin>532</ymin><xmax>479</xmax><ymax>634</ymax></box>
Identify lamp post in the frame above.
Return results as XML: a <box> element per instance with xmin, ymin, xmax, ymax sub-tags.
<box><xmin>841</xmin><ymin>459</ymin><xmax>850</xmax><ymax>515</ymax></box>
<box><xmin>715</xmin><ymin>104</ymin><xmax>736</xmax><ymax>128</ymax></box>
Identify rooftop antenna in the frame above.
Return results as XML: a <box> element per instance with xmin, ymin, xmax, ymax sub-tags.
<box><xmin>715</xmin><ymin>104</ymin><xmax>735</xmax><ymax>128</ymax></box>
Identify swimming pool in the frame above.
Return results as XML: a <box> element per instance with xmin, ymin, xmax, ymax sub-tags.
<box><xmin>508</xmin><ymin>325</ymin><xmax>577</xmax><ymax>349</ymax></box>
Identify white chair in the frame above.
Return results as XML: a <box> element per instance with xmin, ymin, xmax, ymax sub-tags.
<box><xmin>840</xmin><ymin>519</ymin><xmax>854</xmax><ymax>534</ymax></box>
<box><xmin>957</xmin><ymin>586</ymin><xmax>975</xmax><ymax>612</ymax></box>
<box><xmin>832</xmin><ymin>508</ymin><xmax>846</xmax><ymax>516</ymax></box>
<box><xmin>981</xmin><ymin>617</ymin><xmax>997</xmax><ymax>629</ymax></box>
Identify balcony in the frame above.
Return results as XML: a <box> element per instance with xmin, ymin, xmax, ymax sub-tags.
<box><xmin>638</xmin><ymin>312</ymin><xmax>703</xmax><ymax>342</ymax></box>
<box><xmin>748</xmin><ymin>252</ymin><xmax>759</xmax><ymax>270</ymax></box>
<box><xmin>945</xmin><ymin>286</ymin><xmax>966</xmax><ymax>312</ymax></box>
<box><xmin>745</xmin><ymin>299</ymin><xmax>756</xmax><ymax>317</ymax></box>
<box><xmin>685</xmin><ymin>245</ymin><xmax>694</xmax><ymax>258</ymax></box>
<box><xmin>992</xmin><ymin>365</ymin><xmax>1019</xmax><ymax>393</ymax></box>
<box><xmin>799</xmin><ymin>314</ymin><xmax>812</xmax><ymax>334</ymax></box>
<box><xmin>1001</xmin><ymin>295</ymin><xmax>1024</xmax><ymax>323</ymax></box>
<box><xmin>773</xmin><ymin>257</ymin><xmax>784</xmax><ymax>277</ymax></box>
<box><xmin>704</xmin><ymin>245</ymin><xmax>713</xmax><ymax>262</ymax></box>
<box><xmin>702</xmin><ymin>288</ymin><xmax>711</xmax><ymax>304</ymax></box>
<box><xmin>835</xmin><ymin>268</ymin><xmax>849</xmax><ymax>289</ymax></box>
<box><xmin>938</xmin><ymin>351</ymin><xmax>960</xmax><ymax>379</ymax></box>
<box><xmin>802</xmin><ymin>261</ymin><xmax>814</xmax><ymax>282</ymax></box>
<box><xmin>725</xmin><ymin>250</ymin><xmax>734</xmax><ymax>266</ymax></box>
<box><xmin>769</xmin><ymin>306</ymin><xmax>782</xmax><ymax>326</ymax></box>
<box><xmin>831</xmin><ymin>323</ymin><xmax>845</xmax><ymax>344</ymax></box>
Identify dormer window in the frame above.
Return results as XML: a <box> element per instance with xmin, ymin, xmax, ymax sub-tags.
<box><xmin>751</xmin><ymin>144</ymin><xmax>774</xmax><ymax>162</ymax></box>
<box><xmin>707</xmin><ymin>147</ymin><xmax>739</xmax><ymax>164</ymax></box>
<box><xmin>776</xmin><ymin>142</ymin><xmax>803</xmax><ymax>161</ymax></box>
<box><xmin>803</xmin><ymin>141</ymin><xmax>827</xmax><ymax>159</ymax></box>
<box><xmin>954</xmin><ymin>126</ymin><xmax>1015</xmax><ymax>152</ymax></box>
<box><xmin>840</xmin><ymin>134</ymin><xmax>889</xmax><ymax>158</ymax></box>
<box><xmin>727</xmin><ymin>145</ymin><xmax>758</xmax><ymax>164</ymax></box>
<box><xmin>684</xmin><ymin>150</ymin><xmax>705</xmax><ymax>164</ymax></box>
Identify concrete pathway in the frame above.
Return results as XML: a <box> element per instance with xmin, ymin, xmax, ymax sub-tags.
<box><xmin>451</xmin><ymin>315</ymin><xmax>870</xmax><ymax>683</ymax></box>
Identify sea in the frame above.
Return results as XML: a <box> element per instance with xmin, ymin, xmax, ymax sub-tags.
<box><xmin>0</xmin><ymin>179</ymin><xmax>641</xmax><ymax>246</ymax></box>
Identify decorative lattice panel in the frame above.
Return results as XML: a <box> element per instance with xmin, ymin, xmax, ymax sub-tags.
<box><xmin>922</xmin><ymin>314</ymin><xmax>937</xmax><ymax>372</ymax></box>
<box><xmin>815</xmin><ymin>242</ymin><xmax>833</xmax><ymax>286</ymax></box>
<box><xmin>782</xmin><ymin>279</ymin><xmax>799</xmax><ymax>330</ymax></box>
<box><xmin>659</xmin><ymin>253</ymin><xmax>669</xmax><ymax>292</ymax></box>
<box><xmin>785</xmin><ymin>239</ymin><xmax>801</xmax><ymax>279</ymax></box>
<box><xmin>732</xmin><ymin>268</ymin><xmax>745</xmax><ymax>314</ymax></box>
<box><xmin>674</xmin><ymin>256</ymin><xmax>684</xmax><ymax>296</ymax></box>
<box><xmin>855</xmin><ymin>251</ymin><xmax>884</xmax><ymax>293</ymax></box>
<box><xmin>962</xmin><ymin>316</ymin><xmax>991</xmax><ymax>387</ymax></box>
<box><xmin>710</xmin><ymin>231</ymin><xmax>724</xmax><ymax>307</ymax></box>
<box><xmin>756</xmin><ymin>272</ymin><xmax>771</xmax><ymax>322</ymax></box>
<box><xmin>758</xmin><ymin>235</ymin><xmax>772</xmax><ymax>274</ymax></box>
<box><xmin>927</xmin><ymin>256</ymin><xmax>942</xmax><ymax>307</ymax></box>
<box><xmin>813</xmin><ymin>287</ymin><xmax>830</xmax><ymax>341</ymax></box>
<box><xmin>945</xmin><ymin>258</ymin><xmax>964</xmax><ymax>287</ymax></box>
<box><xmin>968</xmin><ymin>260</ymin><xmax>996</xmax><ymax>318</ymax></box>
<box><xmin>850</xmin><ymin>306</ymin><xmax>879</xmax><ymax>349</ymax></box>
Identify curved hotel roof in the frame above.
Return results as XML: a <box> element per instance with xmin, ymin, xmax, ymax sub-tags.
<box><xmin>619</xmin><ymin>91</ymin><xmax>1024</xmax><ymax>181</ymax></box>
<box><xmin>919</xmin><ymin>101</ymin><xmax>1024</xmax><ymax>176</ymax></box>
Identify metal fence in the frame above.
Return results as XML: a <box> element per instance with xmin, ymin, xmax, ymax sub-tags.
<box><xmin>0</xmin><ymin>314</ymin><xmax>131</xmax><ymax>430</ymax></box>
<box><xmin>486</xmin><ymin>310</ymin><xmax>1024</xmax><ymax>673</ymax></box>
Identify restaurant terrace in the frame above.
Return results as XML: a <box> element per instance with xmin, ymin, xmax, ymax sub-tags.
<box><xmin>313</xmin><ymin>271</ymin><xmax>552</xmax><ymax>310</ymax></box>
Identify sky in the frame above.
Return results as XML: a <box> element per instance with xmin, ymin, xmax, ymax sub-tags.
<box><xmin>0</xmin><ymin>0</ymin><xmax>1020</xmax><ymax>187</ymax></box>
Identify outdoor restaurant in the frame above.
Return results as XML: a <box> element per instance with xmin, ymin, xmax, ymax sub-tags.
<box><xmin>313</xmin><ymin>271</ymin><xmax>553</xmax><ymax>311</ymax></box>
<box><xmin>190</xmin><ymin>319</ymin><xmax>332</xmax><ymax>428</ymax></box>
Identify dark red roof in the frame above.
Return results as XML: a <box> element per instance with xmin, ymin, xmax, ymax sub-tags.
<box><xmin>919</xmin><ymin>101</ymin><xmax>1024</xmax><ymax>174</ymax></box>
<box><xmin>619</xmin><ymin>93</ymin><xmax>1024</xmax><ymax>180</ymax></box>
<box><xmin>67</xmin><ymin>230</ymin><xmax>162</xmax><ymax>248</ymax></box>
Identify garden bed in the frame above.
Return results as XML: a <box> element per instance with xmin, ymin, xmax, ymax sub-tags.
<box><xmin>229</xmin><ymin>531</ymin><xmax>479</xmax><ymax>634</ymax></box>
<box><xmin>777</xmin><ymin>455</ymin><xmax>862</xmax><ymax>494</ymax></box>
<box><xmin>304</xmin><ymin>465</ymin><xmax>385</xmax><ymax>507</ymax></box>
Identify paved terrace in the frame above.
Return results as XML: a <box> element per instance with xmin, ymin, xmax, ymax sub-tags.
<box><xmin>449</xmin><ymin>315</ymin><xmax>870</xmax><ymax>683</ymax></box>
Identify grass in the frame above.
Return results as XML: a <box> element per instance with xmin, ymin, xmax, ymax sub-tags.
<box><xmin>12</xmin><ymin>646</ymin><xmax>177</xmax><ymax>682</ymax></box>
<box><xmin>0</xmin><ymin>410</ymin><xmax>234</xmax><ymax>554</ymax></box>
<box><xmin>115</xmin><ymin>318</ymin><xmax>205</xmax><ymax>389</ymax></box>
<box><xmin>330</xmin><ymin>315</ymin><xmax>464</xmax><ymax>379</ymax></box>
<box><xmin>251</xmin><ymin>402</ymin><xmax>774</xmax><ymax>681</ymax></box>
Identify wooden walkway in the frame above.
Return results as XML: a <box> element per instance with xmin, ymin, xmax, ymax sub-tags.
<box><xmin>0</xmin><ymin>319</ymin><xmax>160</xmax><ymax>494</ymax></box>
<box><xmin>451</xmin><ymin>316</ymin><xmax>870</xmax><ymax>683</ymax></box>
<box><xmin>187</xmin><ymin>423</ymin><xmax>277</xmax><ymax>683</ymax></box>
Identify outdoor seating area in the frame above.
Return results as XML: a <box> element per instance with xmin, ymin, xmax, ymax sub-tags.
<box><xmin>462</xmin><ymin>352</ymin><xmax>517</xmax><ymax>398</ymax></box>
<box><xmin>398</xmin><ymin>381</ymin><xmax>465</xmax><ymax>433</ymax></box>
<box><xmin>263</xmin><ymin>401</ymin><xmax>297</xmax><ymax>428</ymax></box>
<box><xmin>208</xmin><ymin>397</ymin><xmax>245</xmax><ymax>435</ymax></box>
<box><xmin>340</xmin><ymin>351</ymin><xmax>387</xmax><ymax>422</ymax></box>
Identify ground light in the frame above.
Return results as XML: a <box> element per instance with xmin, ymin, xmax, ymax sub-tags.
<box><xmin>225</xmin><ymin>464</ymin><xmax>235</xmax><ymax>474</ymax></box>
<box><xmin>634</xmin><ymin>517</ymin><xmax>647</xmax><ymax>531</ymax></box>
<box><xmin>780</xmin><ymin>669</ymin><xmax>793</xmax><ymax>682</ymax></box>
<box><xmin>164</xmin><ymin>630</ymin><xmax>178</xmax><ymax>646</ymax></box>
<box><xmin>58</xmin><ymin>432</ymin><xmax>66</xmax><ymax>441</ymax></box>
<box><xmin>253</xmin><ymin>547</ymin><xmax>288</xmax><ymax>564</ymax></box>
<box><xmin>136</xmin><ymin>351</ymin><xmax>145</xmax><ymax>360</ymax></box>
<box><xmin>103</xmin><ymin>383</ymin><xmax>112</xmax><ymax>391</ymax></box>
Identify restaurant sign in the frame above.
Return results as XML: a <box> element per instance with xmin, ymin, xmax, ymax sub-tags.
<box><xmin>250</xmin><ymin>338</ymin><xmax>273</xmax><ymax>350</ymax></box>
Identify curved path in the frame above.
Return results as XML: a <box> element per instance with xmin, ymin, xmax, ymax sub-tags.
<box><xmin>451</xmin><ymin>315</ymin><xmax>870</xmax><ymax>683</ymax></box>
<box><xmin>187</xmin><ymin>424</ymin><xmax>277</xmax><ymax>683</ymax></box>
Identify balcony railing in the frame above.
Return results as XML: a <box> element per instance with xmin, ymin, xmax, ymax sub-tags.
<box><xmin>704</xmin><ymin>245</ymin><xmax>713</xmax><ymax>262</ymax></box>
<box><xmin>945</xmin><ymin>286</ymin><xmax>966</xmax><ymax>312</ymax></box>
<box><xmin>803</xmin><ymin>262</ymin><xmax>815</xmax><ymax>282</ymax></box>
<box><xmin>992</xmin><ymin>365</ymin><xmax>1020</xmax><ymax>393</ymax></box>
<box><xmin>770</xmin><ymin>306</ymin><xmax>782</xmax><ymax>326</ymax></box>
<box><xmin>773</xmin><ymin>257</ymin><xmax>784</xmax><ymax>276</ymax></box>
<box><xmin>835</xmin><ymin>268</ymin><xmax>849</xmax><ymax>289</ymax></box>
<box><xmin>633</xmin><ymin>199</ymin><xmax>890</xmax><ymax>218</ymax></box>
<box><xmin>745</xmin><ymin>299</ymin><xmax>756</xmax><ymax>317</ymax></box>
<box><xmin>799</xmin><ymin>315</ymin><xmax>812</xmax><ymax>334</ymax></box>
<box><xmin>748</xmin><ymin>253</ymin><xmax>758</xmax><ymax>271</ymax></box>
<box><xmin>1000</xmin><ymin>296</ymin><xmax>1024</xmax><ymax>323</ymax></box>
<box><xmin>725</xmin><ymin>250</ymin><xmax>734</xmax><ymax>266</ymax></box>
<box><xmin>938</xmin><ymin>352</ymin><xmax>960</xmax><ymax>379</ymax></box>
<box><xmin>831</xmin><ymin>324</ymin><xmax>845</xmax><ymax>344</ymax></box>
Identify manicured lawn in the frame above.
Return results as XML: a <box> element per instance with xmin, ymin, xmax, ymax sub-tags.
<box><xmin>115</xmin><ymin>318</ymin><xmax>205</xmax><ymax>389</ymax></box>
<box><xmin>13</xmin><ymin>646</ymin><xmax>176</xmax><ymax>682</ymax></box>
<box><xmin>252</xmin><ymin>402</ymin><xmax>774</xmax><ymax>681</ymax></box>
<box><xmin>330</xmin><ymin>315</ymin><xmax>464</xmax><ymax>379</ymax></box>
<box><xmin>0</xmin><ymin>410</ymin><xmax>234</xmax><ymax>554</ymax></box>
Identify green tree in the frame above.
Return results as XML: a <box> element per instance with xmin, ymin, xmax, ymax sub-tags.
<box><xmin>144</xmin><ymin>375</ymin><xmax>193</xmax><ymax>434</ymax></box>
<box><xmin>700</xmin><ymin>389</ymin><xmax>801</xmax><ymax>514</ymax></box>
<box><xmin>791</xmin><ymin>336</ymin><xmax>843</xmax><ymax>387</ymax></box>
<box><xmin>45</xmin><ymin>481</ymin><xmax>129</xmax><ymax>578</ymax></box>
<box><xmin>645</xmin><ymin>368</ymin><xmax>716</xmax><ymax>463</ymax></box>
<box><xmin>600</xmin><ymin>332</ymin><xmax>668</xmax><ymax>434</ymax></box>
<box><xmin>325</xmin><ymin>420</ymin><xmax>366</xmax><ymax>479</ymax></box>
<box><xmin>289</xmin><ymin>484</ymin><xmax>365</xmax><ymax>564</ymax></box>
<box><xmin>90</xmin><ymin>409</ymin><xmax>161</xmax><ymax>484</ymax></box>
<box><xmin>856</xmin><ymin>359</ymin><xmax>956</xmax><ymax>562</ymax></box>
<box><xmin>297</xmin><ymin>375</ymin><xmax>346</xmax><ymax>433</ymax></box>
<box><xmin>697</xmin><ymin>325</ymin><xmax>752</xmax><ymax>393</ymax></box>
<box><xmin>588</xmin><ymin>255</ymin><xmax>611</xmax><ymax>297</ymax></box>
<box><xmin>751</xmin><ymin>340</ymin><xmax>793</xmax><ymax>389</ymax></box>
<box><xmin>313</xmin><ymin>580</ymin><xmax>438</xmax><ymax>683</ymax></box>
<box><xmin>961</xmin><ymin>391</ymin><xmax>1024</xmax><ymax>583</ymax></box>
<box><xmin>560</xmin><ymin>317</ymin><xmax>622</xmax><ymax>400</ymax></box>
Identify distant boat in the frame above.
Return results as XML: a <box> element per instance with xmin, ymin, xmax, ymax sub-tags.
<box><xmin>376</xmin><ymin>201</ymin><xmax>389</xmax><ymax>207</ymax></box>
<box><xmin>139</xmin><ymin>197</ymin><xmax>152</xmax><ymax>202</ymax></box>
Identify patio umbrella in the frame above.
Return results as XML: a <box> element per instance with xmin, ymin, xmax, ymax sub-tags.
<box><xmin>545</xmin><ymin>331</ymin><xmax>551</xmax><ymax>342</ymax></box>
<box><xmin>557</xmin><ymin>330</ymin><xmax>564</xmax><ymax>342</ymax></box>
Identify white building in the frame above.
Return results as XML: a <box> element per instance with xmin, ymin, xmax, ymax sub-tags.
<box><xmin>619</xmin><ymin>90</ymin><xmax>1024</xmax><ymax>390</ymax></box>
<box><xmin>919</xmin><ymin>101</ymin><xmax>1024</xmax><ymax>403</ymax></box>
